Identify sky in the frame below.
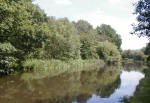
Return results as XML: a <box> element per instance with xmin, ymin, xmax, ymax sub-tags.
<box><xmin>34</xmin><ymin>0</ymin><xmax>149</xmax><ymax>50</ymax></box>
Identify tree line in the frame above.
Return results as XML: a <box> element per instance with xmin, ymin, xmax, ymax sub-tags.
<box><xmin>0</xmin><ymin>0</ymin><xmax>122</xmax><ymax>75</ymax></box>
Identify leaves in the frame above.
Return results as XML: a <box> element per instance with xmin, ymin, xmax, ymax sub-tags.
<box><xmin>96</xmin><ymin>41</ymin><xmax>121</xmax><ymax>64</ymax></box>
<box><xmin>0</xmin><ymin>0</ymin><xmax>122</xmax><ymax>75</ymax></box>
<box><xmin>96</xmin><ymin>24</ymin><xmax>122</xmax><ymax>49</ymax></box>
<box><xmin>133</xmin><ymin>0</ymin><xmax>150</xmax><ymax>37</ymax></box>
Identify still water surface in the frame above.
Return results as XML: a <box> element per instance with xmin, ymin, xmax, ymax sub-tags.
<box><xmin>0</xmin><ymin>66</ymin><xmax>144</xmax><ymax>103</ymax></box>
<box><xmin>81</xmin><ymin>70</ymin><xmax>144</xmax><ymax>103</ymax></box>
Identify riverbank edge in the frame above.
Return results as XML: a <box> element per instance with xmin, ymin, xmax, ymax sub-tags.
<box><xmin>21</xmin><ymin>59</ymin><xmax>106</xmax><ymax>80</ymax></box>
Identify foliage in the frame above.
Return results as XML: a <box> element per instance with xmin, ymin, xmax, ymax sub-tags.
<box><xmin>0</xmin><ymin>43</ymin><xmax>17</xmax><ymax>53</ymax></box>
<box><xmin>22</xmin><ymin>59</ymin><xmax>105</xmax><ymax>79</ymax></box>
<box><xmin>0</xmin><ymin>0</ymin><xmax>49</xmax><ymax>59</ymax></box>
<box><xmin>144</xmin><ymin>43</ymin><xmax>150</xmax><ymax>55</ymax></box>
<box><xmin>122</xmin><ymin>50</ymin><xmax>146</xmax><ymax>61</ymax></box>
<box><xmin>96</xmin><ymin>24</ymin><xmax>122</xmax><ymax>49</ymax></box>
<box><xmin>80</xmin><ymin>35</ymin><xmax>98</xmax><ymax>59</ymax></box>
<box><xmin>0</xmin><ymin>0</ymin><xmax>122</xmax><ymax>75</ymax></box>
<box><xmin>146</xmin><ymin>55</ymin><xmax>150</xmax><ymax>65</ymax></box>
<box><xmin>41</xmin><ymin>18</ymin><xmax>81</xmax><ymax>60</ymax></box>
<box><xmin>133</xmin><ymin>0</ymin><xmax>150</xmax><ymax>37</ymax></box>
<box><xmin>0</xmin><ymin>43</ymin><xmax>18</xmax><ymax>74</ymax></box>
<box><xmin>73</xmin><ymin>20</ymin><xmax>95</xmax><ymax>36</ymax></box>
<box><xmin>96</xmin><ymin>41</ymin><xmax>121</xmax><ymax>64</ymax></box>
<box><xmin>74</xmin><ymin>20</ymin><xmax>98</xmax><ymax>59</ymax></box>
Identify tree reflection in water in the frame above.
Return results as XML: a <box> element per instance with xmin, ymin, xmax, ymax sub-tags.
<box><xmin>0</xmin><ymin>66</ymin><xmax>122</xmax><ymax>103</ymax></box>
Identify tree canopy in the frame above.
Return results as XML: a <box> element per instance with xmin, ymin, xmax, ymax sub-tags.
<box><xmin>133</xmin><ymin>0</ymin><xmax>150</xmax><ymax>38</ymax></box>
<box><xmin>96</xmin><ymin>24</ymin><xmax>122</xmax><ymax>49</ymax></box>
<box><xmin>0</xmin><ymin>0</ymin><xmax>122</xmax><ymax>75</ymax></box>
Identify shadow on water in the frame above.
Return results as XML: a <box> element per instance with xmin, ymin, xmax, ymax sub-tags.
<box><xmin>0</xmin><ymin>65</ymin><xmax>145</xmax><ymax>103</ymax></box>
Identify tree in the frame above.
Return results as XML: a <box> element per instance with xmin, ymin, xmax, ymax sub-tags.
<box><xmin>133</xmin><ymin>0</ymin><xmax>150</xmax><ymax>38</ymax></box>
<box><xmin>144</xmin><ymin>43</ymin><xmax>150</xmax><ymax>64</ymax></box>
<box><xmin>96</xmin><ymin>41</ymin><xmax>121</xmax><ymax>64</ymax></box>
<box><xmin>73</xmin><ymin>20</ymin><xmax>94</xmax><ymax>35</ymax></box>
<box><xmin>80</xmin><ymin>35</ymin><xmax>98</xmax><ymax>59</ymax></box>
<box><xmin>122</xmin><ymin>50</ymin><xmax>145</xmax><ymax>61</ymax></box>
<box><xmin>144</xmin><ymin>43</ymin><xmax>150</xmax><ymax>55</ymax></box>
<box><xmin>0</xmin><ymin>0</ymin><xmax>122</xmax><ymax>75</ymax></box>
<box><xmin>74</xmin><ymin>20</ymin><xmax>98</xmax><ymax>59</ymax></box>
<box><xmin>43</xmin><ymin>18</ymin><xmax>81</xmax><ymax>60</ymax></box>
<box><xmin>96</xmin><ymin>24</ymin><xmax>122</xmax><ymax>49</ymax></box>
<box><xmin>0</xmin><ymin>0</ymin><xmax>49</xmax><ymax>74</ymax></box>
<box><xmin>0</xmin><ymin>0</ymin><xmax>50</xmax><ymax>58</ymax></box>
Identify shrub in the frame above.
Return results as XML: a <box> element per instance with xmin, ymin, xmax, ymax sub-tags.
<box><xmin>96</xmin><ymin>41</ymin><xmax>121</xmax><ymax>64</ymax></box>
<box><xmin>122</xmin><ymin>50</ymin><xmax>145</xmax><ymax>61</ymax></box>
<box><xmin>80</xmin><ymin>35</ymin><xmax>99</xmax><ymax>59</ymax></box>
<box><xmin>0</xmin><ymin>43</ymin><xmax>18</xmax><ymax>74</ymax></box>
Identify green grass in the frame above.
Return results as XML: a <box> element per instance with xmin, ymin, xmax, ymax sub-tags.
<box><xmin>22</xmin><ymin>59</ymin><xmax>105</xmax><ymax>80</ymax></box>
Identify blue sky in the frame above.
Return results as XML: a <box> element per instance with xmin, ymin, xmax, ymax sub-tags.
<box><xmin>34</xmin><ymin>0</ymin><xmax>149</xmax><ymax>50</ymax></box>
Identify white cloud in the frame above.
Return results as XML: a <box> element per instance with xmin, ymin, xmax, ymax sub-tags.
<box><xmin>55</xmin><ymin>0</ymin><xmax>72</xmax><ymax>5</ymax></box>
<box><xmin>36</xmin><ymin>0</ymin><xmax>148</xmax><ymax>50</ymax></box>
<box><xmin>73</xmin><ymin>9</ymin><xmax>148</xmax><ymax>50</ymax></box>
<box><xmin>108</xmin><ymin>0</ymin><xmax>120</xmax><ymax>4</ymax></box>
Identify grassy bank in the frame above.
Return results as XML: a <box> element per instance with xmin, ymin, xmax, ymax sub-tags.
<box><xmin>21</xmin><ymin>59</ymin><xmax>105</xmax><ymax>80</ymax></box>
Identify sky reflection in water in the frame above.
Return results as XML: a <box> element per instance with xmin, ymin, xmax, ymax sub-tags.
<box><xmin>0</xmin><ymin>68</ymin><xmax>145</xmax><ymax>103</ymax></box>
<box><xmin>73</xmin><ymin>70</ymin><xmax>145</xmax><ymax>103</ymax></box>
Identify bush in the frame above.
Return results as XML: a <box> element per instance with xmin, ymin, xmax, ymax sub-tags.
<box><xmin>122</xmin><ymin>50</ymin><xmax>145</xmax><ymax>61</ymax></box>
<box><xmin>96</xmin><ymin>41</ymin><xmax>121</xmax><ymax>64</ymax></box>
<box><xmin>0</xmin><ymin>43</ymin><xmax>18</xmax><ymax>74</ymax></box>
<box><xmin>0</xmin><ymin>56</ymin><xmax>18</xmax><ymax>74</ymax></box>
<box><xmin>80</xmin><ymin>35</ymin><xmax>99</xmax><ymax>59</ymax></box>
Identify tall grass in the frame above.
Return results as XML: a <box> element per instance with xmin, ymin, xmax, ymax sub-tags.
<box><xmin>22</xmin><ymin>59</ymin><xmax>105</xmax><ymax>80</ymax></box>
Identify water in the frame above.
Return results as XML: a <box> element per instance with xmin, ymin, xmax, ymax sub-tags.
<box><xmin>0</xmin><ymin>66</ymin><xmax>145</xmax><ymax>103</ymax></box>
<box><xmin>84</xmin><ymin>71</ymin><xmax>144</xmax><ymax>103</ymax></box>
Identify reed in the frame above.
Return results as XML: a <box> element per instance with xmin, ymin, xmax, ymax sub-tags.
<box><xmin>22</xmin><ymin>59</ymin><xmax>105</xmax><ymax>80</ymax></box>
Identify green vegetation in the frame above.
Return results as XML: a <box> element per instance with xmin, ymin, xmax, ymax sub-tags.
<box><xmin>144</xmin><ymin>43</ymin><xmax>150</xmax><ymax>65</ymax></box>
<box><xmin>0</xmin><ymin>0</ymin><xmax>122</xmax><ymax>76</ymax></box>
<box><xmin>122</xmin><ymin>50</ymin><xmax>146</xmax><ymax>63</ymax></box>
<box><xmin>121</xmin><ymin>0</ymin><xmax>150</xmax><ymax>102</ymax></box>
<box><xmin>122</xmin><ymin>43</ymin><xmax>150</xmax><ymax>103</ymax></box>
<box><xmin>97</xmin><ymin>41</ymin><xmax>121</xmax><ymax>64</ymax></box>
<box><xmin>122</xmin><ymin>0</ymin><xmax>150</xmax><ymax>65</ymax></box>
<box><xmin>124</xmin><ymin>43</ymin><xmax>150</xmax><ymax>65</ymax></box>
<box><xmin>144</xmin><ymin>43</ymin><xmax>150</xmax><ymax>55</ymax></box>
<box><xmin>96</xmin><ymin>24</ymin><xmax>122</xmax><ymax>49</ymax></box>
<box><xmin>0</xmin><ymin>43</ymin><xmax>18</xmax><ymax>74</ymax></box>
<box><xmin>74</xmin><ymin>20</ymin><xmax>99</xmax><ymax>59</ymax></box>
<box><xmin>132</xmin><ymin>0</ymin><xmax>150</xmax><ymax>38</ymax></box>
<box><xmin>0</xmin><ymin>0</ymin><xmax>150</xmax><ymax>102</ymax></box>
<box><xmin>22</xmin><ymin>59</ymin><xmax>105</xmax><ymax>80</ymax></box>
